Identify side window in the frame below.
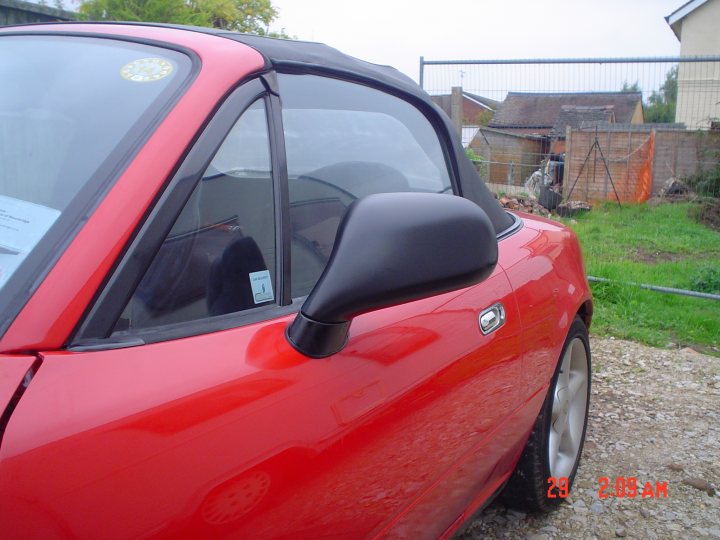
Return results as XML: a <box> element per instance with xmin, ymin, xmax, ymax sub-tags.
<box><xmin>114</xmin><ymin>99</ymin><xmax>275</xmax><ymax>332</ymax></box>
<box><xmin>278</xmin><ymin>74</ymin><xmax>452</xmax><ymax>298</ymax></box>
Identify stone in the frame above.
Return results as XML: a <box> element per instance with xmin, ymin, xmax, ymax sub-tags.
<box><xmin>615</xmin><ymin>527</ymin><xmax>627</xmax><ymax>537</ymax></box>
<box><xmin>659</xmin><ymin>177</ymin><xmax>691</xmax><ymax>198</ymax></box>
<box><xmin>683</xmin><ymin>477</ymin><xmax>716</xmax><ymax>496</ymax></box>
<box><xmin>556</xmin><ymin>200</ymin><xmax>591</xmax><ymax>217</ymax></box>
<box><xmin>506</xmin><ymin>509</ymin><xmax>526</xmax><ymax>520</ymax></box>
<box><xmin>590</xmin><ymin>501</ymin><xmax>605</xmax><ymax>515</ymax></box>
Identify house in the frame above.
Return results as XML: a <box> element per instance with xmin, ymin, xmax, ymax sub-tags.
<box><xmin>547</xmin><ymin>105</ymin><xmax>616</xmax><ymax>138</ymax></box>
<box><xmin>469</xmin><ymin>92</ymin><xmax>644</xmax><ymax>186</ymax></box>
<box><xmin>468</xmin><ymin>126</ymin><xmax>545</xmax><ymax>186</ymax></box>
<box><xmin>0</xmin><ymin>0</ymin><xmax>76</xmax><ymax>25</ymax></box>
<box><xmin>489</xmin><ymin>92</ymin><xmax>643</xmax><ymax>137</ymax></box>
<box><xmin>431</xmin><ymin>91</ymin><xmax>499</xmax><ymax>125</ymax></box>
<box><xmin>666</xmin><ymin>0</ymin><xmax>720</xmax><ymax>129</ymax></box>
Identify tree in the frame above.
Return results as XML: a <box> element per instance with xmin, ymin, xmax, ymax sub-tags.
<box><xmin>621</xmin><ymin>68</ymin><xmax>677</xmax><ymax>124</ymax></box>
<box><xmin>473</xmin><ymin>109</ymin><xmax>493</xmax><ymax>126</ymax></box>
<box><xmin>621</xmin><ymin>81</ymin><xmax>641</xmax><ymax>93</ymax></box>
<box><xmin>79</xmin><ymin>0</ymin><xmax>290</xmax><ymax>37</ymax></box>
<box><xmin>644</xmin><ymin>67</ymin><xmax>677</xmax><ymax>124</ymax></box>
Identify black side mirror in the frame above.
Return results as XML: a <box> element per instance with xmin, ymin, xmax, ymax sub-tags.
<box><xmin>286</xmin><ymin>192</ymin><xmax>498</xmax><ymax>358</ymax></box>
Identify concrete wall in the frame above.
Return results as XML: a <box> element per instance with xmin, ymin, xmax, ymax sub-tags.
<box><xmin>564</xmin><ymin>129</ymin><xmax>654</xmax><ymax>203</ymax></box>
<box><xmin>630</xmin><ymin>102</ymin><xmax>645</xmax><ymax>124</ymax></box>
<box><xmin>653</xmin><ymin>129</ymin><xmax>720</xmax><ymax>189</ymax></box>
<box><xmin>677</xmin><ymin>0</ymin><xmax>720</xmax><ymax>56</ymax></box>
<box><xmin>565</xmin><ymin>127</ymin><xmax>720</xmax><ymax>201</ymax></box>
<box><xmin>675</xmin><ymin>0</ymin><xmax>720</xmax><ymax>128</ymax></box>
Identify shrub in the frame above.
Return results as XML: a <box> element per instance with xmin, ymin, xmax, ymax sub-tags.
<box><xmin>465</xmin><ymin>148</ymin><xmax>488</xmax><ymax>180</ymax></box>
<box><xmin>691</xmin><ymin>266</ymin><xmax>720</xmax><ymax>294</ymax></box>
<box><xmin>683</xmin><ymin>165</ymin><xmax>720</xmax><ymax>198</ymax></box>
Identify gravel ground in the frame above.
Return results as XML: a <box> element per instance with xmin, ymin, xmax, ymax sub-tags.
<box><xmin>459</xmin><ymin>336</ymin><xmax>720</xmax><ymax>540</ymax></box>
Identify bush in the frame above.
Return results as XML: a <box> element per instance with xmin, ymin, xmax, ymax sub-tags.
<box><xmin>465</xmin><ymin>148</ymin><xmax>488</xmax><ymax>180</ymax></box>
<box><xmin>691</xmin><ymin>266</ymin><xmax>720</xmax><ymax>294</ymax></box>
<box><xmin>683</xmin><ymin>165</ymin><xmax>720</xmax><ymax>198</ymax></box>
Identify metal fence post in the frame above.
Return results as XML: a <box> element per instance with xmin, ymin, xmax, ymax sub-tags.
<box><xmin>419</xmin><ymin>55</ymin><xmax>720</xmax><ymax>199</ymax></box>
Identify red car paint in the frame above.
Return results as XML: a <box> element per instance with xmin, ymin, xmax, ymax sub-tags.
<box><xmin>0</xmin><ymin>24</ymin><xmax>591</xmax><ymax>539</ymax></box>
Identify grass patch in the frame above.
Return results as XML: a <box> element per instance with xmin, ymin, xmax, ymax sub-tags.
<box><xmin>559</xmin><ymin>202</ymin><xmax>720</xmax><ymax>354</ymax></box>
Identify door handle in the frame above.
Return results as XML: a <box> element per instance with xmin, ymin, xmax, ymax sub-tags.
<box><xmin>478</xmin><ymin>303</ymin><xmax>505</xmax><ymax>335</ymax></box>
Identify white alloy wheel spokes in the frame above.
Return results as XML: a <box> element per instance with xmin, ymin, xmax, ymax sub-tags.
<box><xmin>548</xmin><ymin>337</ymin><xmax>589</xmax><ymax>479</ymax></box>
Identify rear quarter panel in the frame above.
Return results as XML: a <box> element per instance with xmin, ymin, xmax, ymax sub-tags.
<box><xmin>498</xmin><ymin>212</ymin><xmax>592</xmax><ymax>401</ymax></box>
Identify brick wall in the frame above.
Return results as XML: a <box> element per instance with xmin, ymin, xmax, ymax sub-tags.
<box><xmin>564</xmin><ymin>129</ymin><xmax>653</xmax><ymax>202</ymax></box>
<box><xmin>652</xmin><ymin>130</ymin><xmax>720</xmax><ymax>191</ymax></box>
<box><xmin>564</xmin><ymin>128</ymin><xmax>720</xmax><ymax>202</ymax></box>
<box><xmin>470</xmin><ymin>128</ymin><xmax>545</xmax><ymax>186</ymax></box>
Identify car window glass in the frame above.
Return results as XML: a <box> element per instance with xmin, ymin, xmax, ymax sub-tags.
<box><xmin>278</xmin><ymin>74</ymin><xmax>452</xmax><ymax>298</ymax></box>
<box><xmin>0</xmin><ymin>35</ymin><xmax>192</xmax><ymax>333</ymax></box>
<box><xmin>113</xmin><ymin>99</ymin><xmax>275</xmax><ymax>332</ymax></box>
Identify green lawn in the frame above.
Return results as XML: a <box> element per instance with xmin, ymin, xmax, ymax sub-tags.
<box><xmin>558</xmin><ymin>202</ymin><xmax>720</xmax><ymax>355</ymax></box>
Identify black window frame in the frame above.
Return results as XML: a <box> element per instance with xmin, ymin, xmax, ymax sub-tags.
<box><xmin>71</xmin><ymin>67</ymin><xmax>513</xmax><ymax>351</ymax></box>
<box><xmin>71</xmin><ymin>75</ymin><xmax>297</xmax><ymax>350</ymax></box>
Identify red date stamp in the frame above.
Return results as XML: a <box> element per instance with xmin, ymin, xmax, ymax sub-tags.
<box><xmin>547</xmin><ymin>476</ymin><xmax>570</xmax><ymax>498</ymax></box>
<box><xmin>547</xmin><ymin>477</ymin><xmax>669</xmax><ymax>499</ymax></box>
<box><xmin>598</xmin><ymin>476</ymin><xmax>668</xmax><ymax>499</ymax></box>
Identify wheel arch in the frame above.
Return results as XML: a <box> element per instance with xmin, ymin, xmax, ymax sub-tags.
<box><xmin>576</xmin><ymin>299</ymin><xmax>593</xmax><ymax>330</ymax></box>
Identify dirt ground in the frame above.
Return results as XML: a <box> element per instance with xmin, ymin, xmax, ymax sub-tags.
<box><xmin>459</xmin><ymin>336</ymin><xmax>720</xmax><ymax>539</ymax></box>
<box><xmin>691</xmin><ymin>199</ymin><xmax>720</xmax><ymax>232</ymax></box>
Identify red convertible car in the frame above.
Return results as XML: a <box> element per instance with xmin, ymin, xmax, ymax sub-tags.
<box><xmin>0</xmin><ymin>23</ymin><xmax>592</xmax><ymax>539</ymax></box>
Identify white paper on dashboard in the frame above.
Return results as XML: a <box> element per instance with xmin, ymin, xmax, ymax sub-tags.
<box><xmin>0</xmin><ymin>194</ymin><xmax>61</xmax><ymax>289</ymax></box>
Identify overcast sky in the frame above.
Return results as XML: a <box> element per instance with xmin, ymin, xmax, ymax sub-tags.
<box><xmin>271</xmin><ymin>0</ymin><xmax>683</xmax><ymax>83</ymax></box>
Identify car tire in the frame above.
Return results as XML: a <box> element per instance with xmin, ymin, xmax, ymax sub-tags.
<box><xmin>501</xmin><ymin>315</ymin><xmax>591</xmax><ymax>512</ymax></box>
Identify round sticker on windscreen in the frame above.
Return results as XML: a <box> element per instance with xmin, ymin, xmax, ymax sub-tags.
<box><xmin>120</xmin><ymin>58</ymin><xmax>173</xmax><ymax>82</ymax></box>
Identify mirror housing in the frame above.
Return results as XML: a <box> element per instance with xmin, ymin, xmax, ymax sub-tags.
<box><xmin>286</xmin><ymin>192</ymin><xmax>498</xmax><ymax>358</ymax></box>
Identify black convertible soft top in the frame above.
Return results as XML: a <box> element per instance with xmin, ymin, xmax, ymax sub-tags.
<box><xmin>216</xmin><ymin>30</ymin><xmax>514</xmax><ymax>235</ymax></box>
<box><xmin>219</xmin><ymin>32</ymin><xmax>427</xmax><ymax>100</ymax></box>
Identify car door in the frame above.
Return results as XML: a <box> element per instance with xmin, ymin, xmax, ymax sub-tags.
<box><xmin>0</xmin><ymin>76</ymin><xmax>523</xmax><ymax>539</ymax></box>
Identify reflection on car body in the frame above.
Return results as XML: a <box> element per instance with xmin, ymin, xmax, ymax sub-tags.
<box><xmin>0</xmin><ymin>23</ymin><xmax>592</xmax><ymax>539</ymax></box>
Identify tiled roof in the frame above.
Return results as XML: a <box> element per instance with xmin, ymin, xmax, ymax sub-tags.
<box><xmin>549</xmin><ymin>105</ymin><xmax>615</xmax><ymax>137</ymax></box>
<box><xmin>576</xmin><ymin>122</ymin><xmax>687</xmax><ymax>132</ymax></box>
<box><xmin>430</xmin><ymin>92</ymin><xmax>498</xmax><ymax>115</ymax></box>
<box><xmin>489</xmin><ymin>92</ymin><xmax>642</xmax><ymax>131</ymax></box>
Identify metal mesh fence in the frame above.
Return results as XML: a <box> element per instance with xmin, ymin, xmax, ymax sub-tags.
<box><xmin>421</xmin><ymin>57</ymin><xmax>720</xmax><ymax>202</ymax></box>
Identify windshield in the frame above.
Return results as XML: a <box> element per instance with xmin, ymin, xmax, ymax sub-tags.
<box><xmin>0</xmin><ymin>35</ymin><xmax>192</xmax><ymax>335</ymax></box>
